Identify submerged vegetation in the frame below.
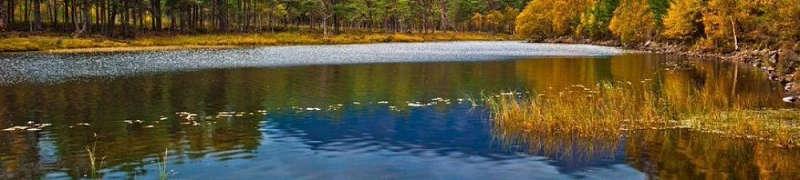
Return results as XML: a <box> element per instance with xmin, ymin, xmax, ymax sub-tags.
<box><xmin>486</xmin><ymin>82</ymin><xmax>800</xmax><ymax>148</ymax></box>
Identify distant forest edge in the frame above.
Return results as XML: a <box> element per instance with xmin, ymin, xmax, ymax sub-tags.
<box><xmin>0</xmin><ymin>0</ymin><xmax>525</xmax><ymax>37</ymax></box>
<box><xmin>0</xmin><ymin>0</ymin><xmax>798</xmax><ymax>53</ymax></box>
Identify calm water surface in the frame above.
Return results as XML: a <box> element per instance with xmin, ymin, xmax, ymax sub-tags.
<box><xmin>0</xmin><ymin>42</ymin><xmax>798</xmax><ymax>179</ymax></box>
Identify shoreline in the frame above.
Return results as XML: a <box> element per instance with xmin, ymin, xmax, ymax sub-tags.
<box><xmin>0</xmin><ymin>32</ymin><xmax>517</xmax><ymax>53</ymax></box>
<box><xmin>5</xmin><ymin>32</ymin><xmax>797</xmax><ymax>98</ymax></box>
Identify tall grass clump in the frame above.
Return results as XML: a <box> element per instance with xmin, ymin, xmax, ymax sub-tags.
<box><xmin>486</xmin><ymin>83</ymin><xmax>669</xmax><ymax>139</ymax></box>
<box><xmin>486</xmin><ymin>82</ymin><xmax>800</xmax><ymax>147</ymax></box>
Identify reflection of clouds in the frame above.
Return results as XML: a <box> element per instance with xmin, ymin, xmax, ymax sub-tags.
<box><xmin>168</xmin><ymin>109</ymin><xmax>637</xmax><ymax>180</ymax></box>
<box><xmin>242</xmin><ymin>105</ymin><xmax>636</xmax><ymax>179</ymax></box>
<box><xmin>571</xmin><ymin>164</ymin><xmax>646</xmax><ymax>180</ymax></box>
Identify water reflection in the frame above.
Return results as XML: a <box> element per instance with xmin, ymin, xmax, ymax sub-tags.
<box><xmin>0</xmin><ymin>53</ymin><xmax>795</xmax><ymax>179</ymax></box>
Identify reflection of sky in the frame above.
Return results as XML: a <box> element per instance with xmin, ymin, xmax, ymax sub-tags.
<box><xmin>125</xmin><ymin>104</ymin><xmax>642</xmax><ymax>180</ymax></box>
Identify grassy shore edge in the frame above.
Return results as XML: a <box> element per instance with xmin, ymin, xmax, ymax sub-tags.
<box><xmin>0</xmin><ymin>32</ymin><xmax>517</xmax><ymax>53</ymax></box>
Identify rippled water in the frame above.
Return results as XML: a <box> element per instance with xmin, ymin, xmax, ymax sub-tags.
<box><xmin>1</xmin><ymin>42</ymin><xmax>798</xmax><ymax>179</ymax></box>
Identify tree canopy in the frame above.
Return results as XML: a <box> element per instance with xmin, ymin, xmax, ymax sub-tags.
<box><xmin>514</xmin><ymin>0</ymin><xmax>800</xmax><ymax>49</ymax></box>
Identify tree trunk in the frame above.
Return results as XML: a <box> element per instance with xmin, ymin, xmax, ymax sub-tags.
<box><xmin>153</xmin><ymin>0</ymin><xmax>161</xmax><ymax>30</ymax></box>
<box><xmin>78</xmin><ymin>0</ymin><xmax>89</xmax><ymax>36</ymax></box>
<box><xmin>4</xmin><ymin>0</ymin><xmax>13</xmax><ymax>29</ymax></box>
<box><xmin>217</xmin><ymin>0</ymin><xmax>227</xmax><ymax>31</ymax></box>
<box><xmin>730</xmin><ymin>17</ymin><xmax>738</xmax><ymax>51</ymax></box>
<box><xmin>108</xmin><ymin>1</ymin><xmax>116</xmax><ymax>37</ymax></box>
<box><xmin>33</xmin><ymin>0</ymin><xmax>42</xmax><ymax>30</ymax></box>
<box><xmin>438</xmin><ymin>0</ymin><xmax>447</xmax><ymax>32</ymax></box>
<box><xmin>49</xmin><ymin>0</ymin><xmax>56</xmax><ymax>29</ymax></box>
<box><xmin>122</xmin><ymin>0</ymin><xmax>129</xmax><ymax>36</ymax></box>
<box><xmin>0</xmin><ymin>1</ymin><xmax>5</xmax><ymax>31</ymax></box>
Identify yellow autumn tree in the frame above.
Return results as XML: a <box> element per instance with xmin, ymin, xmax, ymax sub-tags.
<box><xmin>471</xmin><ymin>13</ymin><xmax>484</xmax><ymax>31</ymax></box>
<box><xmin>503</xmin><ymin>7</ymin><xmax>520</xmax><ymax>33</ymax></box>
<box><xmin>608</xmin><ymin>0</ymin><xmax>657</xmax><ymax>43</ymax></box>
<box><xmin>662</xmin><ymin>0</ymin><xmax>702</xmax><ymax>39</ymax></box>
<box><xmin>515</xmin><ymin>0</ymin><xmax>593</xmax><ymax>39</ymax></box>
<box><xmin>701</xmin><ymin>0</ymin><xmax>758</xmax><ymax>50</ymax></box>
<box><xmin>486</xmin><ymin>10</ymin><xmax>503</xmax><ymax>33</ymax></box>
<box><xmin>771</xmin><ymin>0</ymin><xmax>800</xmax><ymax>41</ymax></box>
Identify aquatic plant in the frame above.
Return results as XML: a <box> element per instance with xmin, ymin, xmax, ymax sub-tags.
<box><xmin>85</xmin><ymin>143</ymin><xmax>106</xmax><ymax>180</ymax></box>
<box><xmin>485</xmin><ymin>82</ymin><xmax>800</xmax><ymax>147</ymax></box>
<box><xmin>158</xmin><ymin>148</ymin><xmax>169</xmax><ymax>180</ymax></box>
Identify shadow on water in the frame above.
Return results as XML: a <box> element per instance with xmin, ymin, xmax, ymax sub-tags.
<box><xmin>0</xmin><ymin>51</ymin><xmax>796</xmax><ymax>179</ymax></box>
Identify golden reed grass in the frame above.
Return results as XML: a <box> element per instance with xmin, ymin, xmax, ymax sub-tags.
<box><xmin>485</xmin><ymin>82</ymin><xmax>800</xmax><ymax>148</ymax></box>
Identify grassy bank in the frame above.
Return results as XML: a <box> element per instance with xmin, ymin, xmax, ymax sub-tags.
<box><xmin>0</xmin><ymin>32</ymin><xmax>516</xmax><ymax>53</ymax></box>
<box><xmin>485</xmin><ymin>82</ymin><xmax>800</xmax><ymax>148</ymax></box>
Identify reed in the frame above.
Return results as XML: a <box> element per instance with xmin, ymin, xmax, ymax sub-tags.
<box><xmin>157</xmin><ymin>148</ymin><xmax>169</xmax><ymax>180</ymax></box>
<box><xmin>485</xmin><ymin>82</ymin><xmax>800</xmax><ymax>147</ymax></box>
<box><xmin>85</xmin><ymin>143</ymin><xmax>106</xmax><ymax>180</ymax></box>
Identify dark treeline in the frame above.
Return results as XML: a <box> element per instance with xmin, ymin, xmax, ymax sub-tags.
<box><xmin>0</xmin><ymin>0</ymin><xmax>525</xmax><ymax>37</ymax></box>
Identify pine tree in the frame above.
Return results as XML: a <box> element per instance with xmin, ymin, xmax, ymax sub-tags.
<box><xmin>577</xmin><ymin>0</ymin><xmax>619</xmax><ymax>38</ymax></box>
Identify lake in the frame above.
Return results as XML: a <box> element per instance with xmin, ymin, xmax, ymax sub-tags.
<box><xmin>0</xmin><ymin>42</ymin><xmax>798</xmax><ymax>179</ymax></box>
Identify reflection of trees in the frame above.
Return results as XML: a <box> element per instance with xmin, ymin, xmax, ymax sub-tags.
<box><xmin>491</xmin><ymin>128</ymin><xmax>623</xmax><ymax>167</ymax></box>
<box><xmin>512</xmin><ymin>54</ymin><xmax>783</xmax><ymax>109</ymax></box>
<box><xmin>515</xmin><ymin>56</ymin><xmax>614</xmax><ymax>89</ymax></box>
<box><xmin>625</xmin><ymin>130</ymin><xmax>800</xmax><ymax>179</ymax></box>
<box><xmin>496</xmin><ymin>54</ymin><xmax>795</xmax><ymax>178</ymax></box>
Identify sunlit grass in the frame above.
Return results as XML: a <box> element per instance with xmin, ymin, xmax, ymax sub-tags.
<box><xmin>485</xmin><ymin>82</ymin><xmax>800</xmax><ymax>148</ymax></box>
<box><xmin>0</xmin><ymin>32</ymin><xmax>515</xmax><ymax>53</ymax></box>
<box><xmin>0</xmin><ymin>36</ymin><xmax>126</xmax><ymax>52</ymax></box>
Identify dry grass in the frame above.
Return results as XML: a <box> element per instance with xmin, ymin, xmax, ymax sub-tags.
<box><xmin>485</xmin><ymin>82</ymin><xmax>800</xmax><ymax>148</ymax></box>
<box><xmin>0</xmin><ymin>32</ymin><xmax>515</xmax><ymax>53</ymax></box>
<box><xmin>0</xmin><ymin>36</ymin><xmax>126</xmax><ymax>52</ymax></box>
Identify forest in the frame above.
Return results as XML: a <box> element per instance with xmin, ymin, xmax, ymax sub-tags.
<box><xmin>515</xmin><ymin>0</ymin><xmax>800</xmax><ymax>51</ymax></box>
<box><xmin>0</xmin><ymin>0</ymin><xmax>525</xmax><ymax>37</ymax></box>
<box><xmin>1</xmin><ymin>0</ymin><xmax>799</xmax><ymax>53</ymax></box>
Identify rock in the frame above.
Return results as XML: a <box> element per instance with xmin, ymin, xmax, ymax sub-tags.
<box><xmin>769</xmin><ymin>50</ymin><xmax>779</xmax><ymax>63</ymax></box>
<box><xmin>769</xmin><ymin>74</ymin><xmax>780</xmax><ymax>81</ymax></box>
<box><xmin>783</xmin><ymin>96</ymin><xmax>799</xmax><ymax>103</ymax></box>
